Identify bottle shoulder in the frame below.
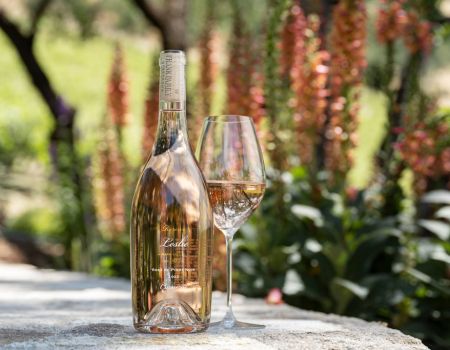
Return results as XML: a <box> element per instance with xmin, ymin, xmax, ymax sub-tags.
<box><xmin>145</xmin><ymin>148</ymin><xmax>205</xmax><ymax>184</ymax></box>
<box><xmin>132</xmin><ymin>146</ymin><xmax>211</xmax><ymax>217</ymax></box>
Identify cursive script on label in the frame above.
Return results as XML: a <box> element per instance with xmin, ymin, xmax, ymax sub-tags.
<box><xmin>160</xmin><ymin>236</ymin><xmax>188</xmax><ymax>248</ymax></box>
<box><xmin>160</xmin><ymin>223</ymin><xmax>170</xmax><ymax>232</ymax></box>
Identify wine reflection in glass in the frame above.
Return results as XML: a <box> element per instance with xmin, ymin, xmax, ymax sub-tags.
<box><xmin>196</xmin><ymin>115</ymin><xmax>266</xmax><ymax>329</ymax></box>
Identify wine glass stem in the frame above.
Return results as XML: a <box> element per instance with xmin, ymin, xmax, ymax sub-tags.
<box><xmin>226</xmin><ymin>235</ymin><xmax>233</xmax><ymax>309</ymax></box>
<box><xmin>224</xmin><ymin>235</ymin><xmax>236</xmax><ymax>326</ymax></box>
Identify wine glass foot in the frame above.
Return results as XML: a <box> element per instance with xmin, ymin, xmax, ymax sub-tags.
<box><xmin>209</xmin><ymin>319</ymin><xmax>265</xmax><ymax>330</ymax></box>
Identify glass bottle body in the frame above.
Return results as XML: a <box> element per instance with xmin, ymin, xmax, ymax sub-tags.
<box><xmin>131</xmin><ymin>50</ymin><xmax>213</xmax><ymax>334</ymax></box>
<box><xmin>131</xmin><ymin>109</ymin><xmax>213</xmax><ymax>333</ymax></box>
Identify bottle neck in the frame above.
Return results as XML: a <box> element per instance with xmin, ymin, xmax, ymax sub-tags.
<box><xmin>153</xmin><ymin>50</ymin><xmax>189</xmax><ymax>156</ymax></box>
<box><xmin>153</xmin><ymin>101</ymin><xmax>189</xmax><ymax>155</ymax></box>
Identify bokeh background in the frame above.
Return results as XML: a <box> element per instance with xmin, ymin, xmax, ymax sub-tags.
<box><xmin>0</xmin><ymin>0</ymin><xmax>449</xmax><ymax>348</ymax></box>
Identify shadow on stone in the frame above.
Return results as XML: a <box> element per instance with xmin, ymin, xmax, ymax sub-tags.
<box><xmin>66</xmin><ymin>323</ymin><xmax>134</xmax><ymax>337</ymax></box>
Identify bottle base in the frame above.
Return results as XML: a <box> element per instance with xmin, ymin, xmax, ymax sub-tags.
<box><xmin>134</xmin><ymin>323</ymin><xmax>208</xmax><ymax>334</ymax></box>
<box><xmin>134</xmin><ymin>299</ymin><xmax>208</xmax><ymax>334</ymax></box>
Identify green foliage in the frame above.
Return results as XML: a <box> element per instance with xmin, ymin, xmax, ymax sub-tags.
<box><xmin>92</xmin><ymin>238</ymin><xmax>130</xmax><ymax>278</ymax></box>
<box><xmin>7</xmin><ymin>207</ymin><xmax>63</xmax><ymax>238</ymax></box>
<box><xmin>236</xmin><ymin>169</ymin><xmax>450</xmax><ymax>348</ymax></box>
<box><xmin>0</xmin><ymin>114</ymin><xmax>38</xmax><ymax>166</ymax></box>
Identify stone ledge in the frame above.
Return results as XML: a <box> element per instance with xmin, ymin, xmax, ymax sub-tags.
<box><xmin>0</xmin><ymin>263</ymin><xmax>428</xmax><ymax>350</ymax></box>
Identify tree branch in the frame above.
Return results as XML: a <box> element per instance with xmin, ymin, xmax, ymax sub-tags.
<box><xmin>0</xmin><ymin>10</ymin><xmax>75</xmax><ymax>125</ymax></box>
<box><xmin>131</xmin><ymin>0</ymin><xmax>188</xmax><ymax>50</ymax></box>
<box><xmin>0</xmin><ymin>9</ymin><xmax>31</xmax><ymax>46</ymax></box>
<box><xmin>131</xmin><ymin>0</ymin><xmax>165</xmax><ymax>32</ymax></box>
<box><xmin>29</xmin><ymin>0</ymin><xmax>53</xmax><ymax>39</ymax></box>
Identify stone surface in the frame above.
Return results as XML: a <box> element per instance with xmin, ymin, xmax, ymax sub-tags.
<box><xmin>0</xmin><ymin>263</ymin><xmax>428</xmax><ymax>349</ymax></box>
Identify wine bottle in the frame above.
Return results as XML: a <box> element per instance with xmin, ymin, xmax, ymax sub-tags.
<box><xmin>130</xmin><ymin>50</ymin><xmax>213</xmax><ymax>334</ymax></box>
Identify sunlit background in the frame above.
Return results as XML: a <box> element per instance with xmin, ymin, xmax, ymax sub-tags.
<box><xmin>0</xmin><ymin>0</ymin><xmax>449</xmax><ymax>348</ymax></box>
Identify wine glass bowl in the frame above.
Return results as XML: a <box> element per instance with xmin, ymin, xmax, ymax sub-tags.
<box><xmin>196</xmin><ymin>115</ymin><xmax>266</xmax><ymax>329</ymax></box>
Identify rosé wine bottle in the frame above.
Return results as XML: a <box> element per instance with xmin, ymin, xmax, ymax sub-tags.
<box><xmin>130</xmin><ymin>50</ymin><xmax>213</xmax><ymax>334</ymax></box>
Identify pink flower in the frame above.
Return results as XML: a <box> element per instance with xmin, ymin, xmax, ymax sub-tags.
<box><xmin>265</xmin><ymin>288</ymin><xmax>284</xmax><ymax>305</ymax></box>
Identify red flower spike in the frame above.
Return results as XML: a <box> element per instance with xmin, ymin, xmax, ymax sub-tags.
<box><xmin>325</xmin><ymin>0</ymin><xmax>367</xmax><ymax>177</ymax></box>
<box><xmin>199</xmin><ymin>21</ymin><xmax>219</xmax><ymax>117</ymax></box>
<box><xmin>96</xmin><ymin>126</ymin><xmax>126</xmax><ymax>238</ymax></box>
<box><xmin>226</xmin><ymin>15</ymin><xmax>266</xmax><ymax>135</ymax></box>
<box><xmin>396</xmin><ymin>119</ymin><xmax>450</xmax><ymax>194</ymax></box>
<box><xmin>285</xmin><ymin>2</ymin><xmax>329</xmax><ymax>166</ymax></box>
<box><xmin>107</xmin><ymin>44</ymin><xmax>129</xmax><ymax>126</ymax></box>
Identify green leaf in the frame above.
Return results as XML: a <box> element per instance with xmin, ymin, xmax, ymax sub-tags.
<box><xmin>282</xmin><ymin>269</ymin><xmax>304</xmax><ymax>295</ymax></box>
<box><xmin>418</xmin><ymin>219</ymin><xmax>450</xmax><ymax>240</ymax></box>
<box><xmin>290</xmin><ymin>166</ymin><xmax>307</xmax><ymax>180</ymax></box>
<box><xmin>291</xmin><ymin>204</ymin><xmax>323</xmax><ymax>227</ymax></box>
<box><xmin>300</xmin><ymin>273</ymin><xmax>331</xmax><ymax>303</ymax></box>
<box><xmin>310</xmin><ymin>252</ymin><xmax>336</xmax><ymax>283</ymax></box>
<box><xmin>360</xmin><ymin>274</ymin><xmax>414</xmax><ymax>307</ymax></box>
<box><xmin>416</xmin><ymin>239</ymin><xmax>450</xmax><ymax>265</ymax></box>
<box><xmin>435</xmin><ymin>206</ymin><xmax>450</xmax><ymax>221</ymax></box>
<box><xmin>334</xmin><ymin>278</ymin><xmax>369</xmax><ymax>299</ymax></box>
<box><xmin>421</xmin><ymin>190</ymin><xmax>450</xmax><ymax>204</ymax></box>
<box><xmin>305</xmin><ymin>239</ymin><xmax>322</xmax><ymax>253</ymax></box>
<box><xmin>363</xmin><ymin>226</ymin><xmax>403</xmax><ymax>238</ymax></box>
<box><xmin>406</xmin><ymin>268</ymin><xmax>432</xmax><ymax>283</ymax></box>
<box><xmin>406</xmin><ymin>268</ymin><xmax>450</xmax><ymax>296</ymax></box>
<box><xmin>432</xmin><ymin>250</ymin><xmax>450</xmax><ymax>265</ymax></box>
<box><xmin>345</xmin><ymin>232</ymin><xmax>399</xmax><ymax>281</ymax></box>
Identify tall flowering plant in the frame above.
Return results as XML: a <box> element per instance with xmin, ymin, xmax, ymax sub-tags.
<box><xmin>395</xmin><ymin>119</ymin><xmax>450</xmax><ymax>194</ymax></box>
<box><xmin>209</xmin><ymin>6</ymin><xmax>268</xmax><ymax>290</ymax></box>
<box><xmin>226</xmin><ymin>8</ymin><xmax>266</xmax><ymax>133</ymax></box>
<box><xmin>189</xmin><ymin>12</ymin><xmax>221</xmax><ymax>147</ymax></box>
<box><xmin>325</xmin><ymin>0</ymin><xmax>367</xmax><ymax>181</ymax></box>
<box><xmin>281</xmin><ymin>3</ymin><xmax>329</xmax><ymax>169</ymax></box>
<box><xmin>199</xmin><ymin>16</ymin><xmax>219</xmax><ymax>117</ymax></box>
<box><xmin>94</xmin><ymin>125</ymin><xmax>126</xmax><ymax>238</ymax></box>
<box><xmin>373</xmin><ymin>0</ymin><xmax>438</xmax><ymax>215</ymax></box>
<box><xmin>93</xmin><ymin>45</ymin><xmax>129</xmax><ymax>239</ymax></box>
<box><xmin>142</xmin><ymin>57</ymin><xmax>160</xmax><ymax>160</ymax></box>
<box><xmin>107</xmin><ymin>44</ymin><xmax>129</xmax><ymax>129</ymax></box>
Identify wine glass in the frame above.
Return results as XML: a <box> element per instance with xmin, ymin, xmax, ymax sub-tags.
<box><xmin>196</xmin><ymin>115</ymin><xmax>266</xmax><ymax>329</ymax></box>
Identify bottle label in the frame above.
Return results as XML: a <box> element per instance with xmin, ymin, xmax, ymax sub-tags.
<box><xmin>159</xmin><ymin>51</ymin><xmax>186</xmax><ymax>103</ymax></box>
<box><xmin>151</xmin><ymin>230</ymin><xmax>203</xmax><ymax>291</ymax></box>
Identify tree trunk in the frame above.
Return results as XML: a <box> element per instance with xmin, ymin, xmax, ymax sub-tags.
<box><xmin>163</xmin><ymin>0</ymin><xmax>187</xmax><ymax>50</ymax></box>
<box><xmin>0</xmin><ymin>10</ymin><xmax>91</xmax><ymax>271</ymax></box>
<box><xmin>132</xmin><ymin>0</ymin><xmax>188</xmax><ymax>51</ymax></box>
